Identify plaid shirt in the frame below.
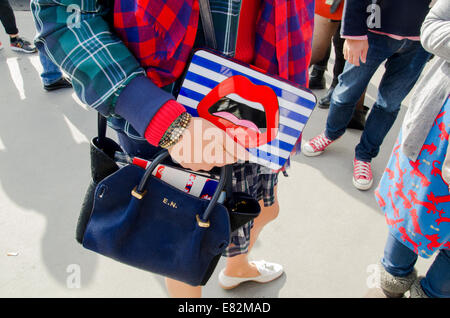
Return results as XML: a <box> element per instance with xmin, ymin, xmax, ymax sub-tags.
<box><xmin>31</xmin><ymin>0</ymin><xmax>313</xmax><ymax>141</ymax></box>
<box><xmin>254</xmin><ymin>0</ymin><xmax>314</xmax><ymax>86</ymax></box>
<box><xmin>31</xmin><ymin>0</ymin><xmax>243</xmax><ymax>140</ymax></box>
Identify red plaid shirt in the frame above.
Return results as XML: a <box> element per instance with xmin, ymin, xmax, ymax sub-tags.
<box><xmin>114</xmin><ymin>0</ymin><xmax>314</xmax><ymax>87</ymax></box>
<box><xmin>114</xmin><ymin>0</ymin><xmax>200</xmax><ymax>88</ymax></box>
<box><xmin>254</xmin><ymin>0</ymin><xmax>314</xmax><ymax>86</ymax></box>
<box><xmin>113</xmin><ymin>0</ymin><xmax>314</xmax><ymax>145</ymax></box>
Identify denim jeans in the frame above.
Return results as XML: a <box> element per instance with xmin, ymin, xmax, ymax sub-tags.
<box><xmin>39</xmin><ymin>50</ymin><xmax>63</xmax><ymax>85</ymax></box>
<box><xmin>382</xmin><ymin>232</ymin><xmax>450</xmax><ymax>298</ymax></box>
<box><xmin>325</xmin><ymin>32</ymin><xmax>431</xmax><ymax>162</ymax></box>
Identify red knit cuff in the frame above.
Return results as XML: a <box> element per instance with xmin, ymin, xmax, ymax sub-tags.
<box><xmin>144</xmin><ymin>100</ymin><xmax>186</xmax><ymax>146</ymax></box>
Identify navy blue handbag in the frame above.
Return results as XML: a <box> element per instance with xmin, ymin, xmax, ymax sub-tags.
<box><xmin>82</xmin><ymin>149</ymin><xmax>232</xmax><ymax>286</ymax></box>
<box><xmin>76</xmin><ymin>114</ymin><xmax>261</xmax><ymax>286</ymax></box>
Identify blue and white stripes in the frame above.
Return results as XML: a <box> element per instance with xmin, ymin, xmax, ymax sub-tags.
<box><xmin>177</xmin><ymin>50</ymin><xmax>316</xmax><ymax>170</ymax></box>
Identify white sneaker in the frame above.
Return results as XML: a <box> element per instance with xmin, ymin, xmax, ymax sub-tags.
<box><xmin>218</xmin><ymin>260</ymin><xmax>284</xmax><ymax>290</ymax></box>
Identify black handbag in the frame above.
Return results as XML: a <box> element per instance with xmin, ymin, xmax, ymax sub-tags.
<box><xmin>76</xmin><ymin>115</ymin><xmax>121</xmax><ymax>244</ymax></box>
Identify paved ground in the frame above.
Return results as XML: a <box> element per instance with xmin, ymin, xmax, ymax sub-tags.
<box><xmin>9</xmin><ymin>0</ymin><xmax>30</xmax><ymax>11</ymax></box>
<box><xmin>0</xmin><ymin>11</ymin><xmax>436</xmax><ymax>298</ymax></box>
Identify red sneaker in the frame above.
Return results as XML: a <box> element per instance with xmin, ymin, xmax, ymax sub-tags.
<box><xmin>353</xmin><ymin>158</ymin><xmax>373</xmax><ymax>190</ymax></box>
<box><xmin>302</xmin><ymin>132</ymin><xmax>335</xmax><ymax>157</ymax></box>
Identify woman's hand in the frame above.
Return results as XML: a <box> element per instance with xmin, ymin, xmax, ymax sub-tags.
<box><xmin>168</xmin><ymin>117</ymin><xmax>250</xmax><ymax>171</ymax></box>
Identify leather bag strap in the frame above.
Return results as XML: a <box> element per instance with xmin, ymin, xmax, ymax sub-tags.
<box><xmin>97</xmin><ymin>113</ymin><xmax>107</xmax><ymax>146</ymax></box>
<box><xmin>199</xmin><ymin>0</ymin><xmax>217</xmax><ymax>50</ymax></box>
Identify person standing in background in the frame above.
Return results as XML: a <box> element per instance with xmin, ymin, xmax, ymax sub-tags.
<box><xmin>309</xmin><ymin>0</ymin><xmax>369</xmax><ymax>130</ymax></box>
<box><xmin>302</xmin><ymin>0</ymin><xmax>432</xmax><ymax>191</ymax></box>
<box><xmin>375</xmin><ymin>0</ymin><xmax>450</xmax><ymax>298</ymax></box>
<box><xmin>0</xmin><ymin>0</ymin><xmax>36</xmax><ymax>53</ymax></box>
<box><xmin>0</xmin><ymin>0</ymin><xmax>70</xmax><ymax>90</ymax></box>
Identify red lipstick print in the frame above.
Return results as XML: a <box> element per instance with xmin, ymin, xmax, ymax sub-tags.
<box><xmin>197</xmin><ymin>75</ymin><xmax>279</xmax><ymax>148</ymax></box>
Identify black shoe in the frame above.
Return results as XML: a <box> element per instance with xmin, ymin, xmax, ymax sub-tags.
<box><xmin>44</xmin><ymin>77</ymin><xmax>72</xmax><ymax>91</ymax></box>
<box><xmin>347</xmin><ymin>105</ymin><xmax>369</xmax><ymax>130</ymax></box>
<box><xmin>309</xmin><ymin>67</ymin><xmax>326</xmax><ymax>90</ymax></box>
<box><xmin>318</xmin><ymin>86</ymin><xmax>335</xmax><ymax>109</ymax></box>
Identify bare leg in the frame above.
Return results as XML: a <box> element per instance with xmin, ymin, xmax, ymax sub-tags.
<box><xmin>165</xmin><ymin>278</ymin><xmax>202</xmax><ymax>298</ymax></box>
<box><xmin>165</xmin><ymin>185</ymin><xmax>280</xmax><ymax>295</ymax></box>
<box><xmin>224</xmin><ymin>186</ymin><xmax>280</xmax><ymax>277</ymax></box>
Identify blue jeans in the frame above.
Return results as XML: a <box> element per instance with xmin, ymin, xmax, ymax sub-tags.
<box><xmin>39</xmin><ymin>50</ymin><xmax>63</xmax><ymax>85</ymax></box>
<box><xmin>382</xmin><ymin>232</ymin><xmax>450</xmax><ymax>298</ymax></box>
<box><xmin>325</xmin><ymin>32</ymin><xmax>431</xmax><ymax>162</ymax></box>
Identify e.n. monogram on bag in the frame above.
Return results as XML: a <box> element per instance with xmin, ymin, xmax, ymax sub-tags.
<box><xmin>162</xmin><ymin>197</ymin><xmax>178</xmax><ymax>209</ymax></box>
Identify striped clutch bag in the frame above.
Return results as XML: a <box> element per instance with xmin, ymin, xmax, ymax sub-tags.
<box><xmin>177</xmin><ymin>49</ymin><xmax>317</xmax><ymax>170</ymax></box>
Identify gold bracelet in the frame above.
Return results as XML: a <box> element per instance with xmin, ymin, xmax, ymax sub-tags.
<box><xmin>160</xmin><ymin>112</ymin><xmax>191</xmax><ymax>145</ymax></box>
<box><xmin>159</xmin><ymin>112</ymin><xmax>192</xmax><ymax>149</ymax></box>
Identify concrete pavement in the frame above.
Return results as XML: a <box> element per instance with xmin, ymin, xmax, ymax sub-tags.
<box><xmin>10</xmin><ymin>0</ymin><xmax>31</xmax><ymax>11</ymax></box>
<box><xmin>0</xmin><ymin>11</ymin><xmax>435</xmax><ymax>298</ymax></box>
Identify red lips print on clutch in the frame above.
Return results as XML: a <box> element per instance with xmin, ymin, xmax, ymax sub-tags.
<box><xmin>197</xmin><ymin>75</ymin><xmax>279</xmax><ymax>148</ymax></box>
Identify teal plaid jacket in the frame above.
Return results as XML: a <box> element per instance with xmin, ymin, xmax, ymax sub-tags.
<box><xmin>31</xmin><ymin>0</ymin><xmax>242</xmax><ymax>140</ymax></box>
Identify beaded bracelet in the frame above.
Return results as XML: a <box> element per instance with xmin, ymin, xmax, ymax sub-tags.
<box><xmin>159</xmin><ymin>112</ymin><xmax>192</xmax><ymax>149</ymax></box>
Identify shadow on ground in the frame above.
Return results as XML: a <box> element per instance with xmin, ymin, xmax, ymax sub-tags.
<box><xmin>0</xmin><ymin>49</ymin><xmax>99</xmax><ymax>286</ymax></box>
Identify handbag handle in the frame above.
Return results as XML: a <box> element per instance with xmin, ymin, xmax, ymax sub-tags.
<box><xmin>97</xmin><ymin>113</ymin><xmax>107</xmax><ymax>147</ymax></box>
<box><xmin>132</xmin><ymin>150</ymin><xmax>229</xmax><ymax>228</ymax></box>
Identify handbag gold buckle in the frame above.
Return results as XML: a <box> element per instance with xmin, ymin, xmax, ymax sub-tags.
<box><xmin>196</xmin><ymin>215</ymin><xmax>210</xmax><ymax>228</ymax></box>
<box><xmin>131</xmin><ymin>186</ymin><xmax>147</xmax><ymax>200</ymax></box>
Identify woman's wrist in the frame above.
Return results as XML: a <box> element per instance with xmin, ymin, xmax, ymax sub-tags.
<box><xmin>159</xmin><ymin>112</ymin><xmax>192</xmax><ymax>149</ymax></box>
<box><xmin>144</xmin><ymin>99</ymin><xmax>186</xmax><ymax>146</ymax></box>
